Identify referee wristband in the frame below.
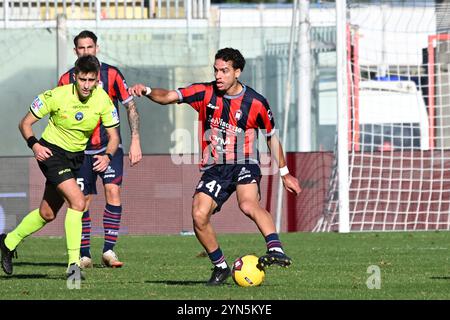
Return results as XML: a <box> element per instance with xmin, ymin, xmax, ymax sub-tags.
<box><xmin>145</xmin><ymin>86</ymin><xmax>152</xmax><ymax>96</ymax></box>
<box><xmin>279</xmin><ymin>166</ymin><xmax>290</xmax><ymax>177</ymax></box>
<box><xmin>26</xmin><ymin>136</ymin><xmax>39</xmax><ymax>149</ymax></box>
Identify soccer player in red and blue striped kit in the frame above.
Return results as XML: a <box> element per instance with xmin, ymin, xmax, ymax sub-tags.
<box><xmin>59</xmin><ymin>30</ymin><xmax>142</xmax><ymax>268</ymax></box>
<box><xmin>129</xmin><ymin>48</ymin><xmax>301</xmax><ymax>285</ymax></box>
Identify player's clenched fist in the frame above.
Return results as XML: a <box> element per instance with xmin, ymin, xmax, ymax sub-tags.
<box><xmin>128</xmin><ymin>83</ymin><xmax>149</xmax><ymax>97</ymax></box>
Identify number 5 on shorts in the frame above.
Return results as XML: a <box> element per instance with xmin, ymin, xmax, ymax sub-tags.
<box><xmin>76</xmin><ymin>178</ymin><xmax>85</xmax><ymax>191</ymax></box>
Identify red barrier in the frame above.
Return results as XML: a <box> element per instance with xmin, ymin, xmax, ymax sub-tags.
<box><xmin>28</xmin><ymin>153</ymin><xmax>331</xmax><ymax>236</ymax></box>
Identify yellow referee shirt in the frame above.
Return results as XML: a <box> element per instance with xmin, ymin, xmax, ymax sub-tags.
<box><xmin>29</xmin><ymin>84</ymin><xmax>120</xmax><ymax>152</ymax></box>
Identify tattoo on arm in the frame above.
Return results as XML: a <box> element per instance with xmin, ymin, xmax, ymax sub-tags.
<box><xmin>124</xmin><ymin>100</ymin><xmax>140</xmax><ymax>136</ymax></box>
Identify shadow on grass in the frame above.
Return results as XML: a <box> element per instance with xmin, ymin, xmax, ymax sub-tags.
<box><xmin>146</xmin><ymin>280</ymin><xmax>232</xmax><ymax>286</ymax></box>
<box><xmin>430</xmin><ymin>276</ymin><xmax>450</xmax><ymax>280</ymax></box>
<box><xmin>0</xmin><ymin>274</ymin><xmax>66</xmax><ymax>280</ymax></box>
<box><xmin>15</xmin><ymin>261</ymin><xmax>67</xmax><ymax>267</ymax></box>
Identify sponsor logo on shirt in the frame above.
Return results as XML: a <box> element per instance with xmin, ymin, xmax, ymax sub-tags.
<box><xmin>210</xmin><ymin>134</ymin><xmax>231</xmax><ymax>146</ymax></box>
<box><xmin>209</xmin><ymin>117</ymin><xmax>242</xmax><ymax>134</ymax></box>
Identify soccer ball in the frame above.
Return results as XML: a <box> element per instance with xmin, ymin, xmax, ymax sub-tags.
<box><xmin>232</xmin><ymin>255</ymin><xmax>265</xmax><ymax>287</ymax></box>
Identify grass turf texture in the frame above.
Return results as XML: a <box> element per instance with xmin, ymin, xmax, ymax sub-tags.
<box><xmin>1</xmin><ymin>231</ymin><xmax>450</xmax><ymax>300</ymax></box>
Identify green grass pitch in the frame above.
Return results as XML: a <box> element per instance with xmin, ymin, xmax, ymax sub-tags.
<box><xmin>1</xmin><ymin>231</ymin><xmax>450</xmax><ymax>300</ymax></box>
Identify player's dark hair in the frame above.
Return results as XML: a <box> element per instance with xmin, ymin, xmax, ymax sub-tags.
<box><xmin>215</xmin><ymin>48</ymin><xmax>246</xmax><ymax>71</ymax></box>
<box><xmin>74</xmin><ymin>55</ymin><xmax>100</xmax><ymax>75</ymax></box>
<box><xmin>74</xmin><ymin>30</ymin><xmax>98</xmax><ymax>47</ymax></box>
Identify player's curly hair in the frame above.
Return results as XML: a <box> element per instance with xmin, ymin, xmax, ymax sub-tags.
<box><xmin>215</xmin><ymin>48</ymin><xmax>246</xmax><ymax>71</ymax></box>
<box><xmin>74</xmin><ymin>55</ymin><xmax>100</xmax><ymax>75</ymax></box>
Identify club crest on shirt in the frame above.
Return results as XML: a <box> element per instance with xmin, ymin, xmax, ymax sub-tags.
<box><xmin>75</xmin><ymin>112</ymin><xmax>84</xmax><ymax>121</ymax></box>
<box><xmin>235</xmin><ymin>110</ymin><xmax>243</xmax><ymax>120</ymax></box>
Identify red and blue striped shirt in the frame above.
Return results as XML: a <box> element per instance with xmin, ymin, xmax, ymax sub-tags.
<box><xmin>177</xmin><ymin>82</ymin><xmax>276</xmax><ymax>169</ymax></box>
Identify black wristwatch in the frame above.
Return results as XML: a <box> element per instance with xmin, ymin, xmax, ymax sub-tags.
<box><xmin>105</xmin><ymin>153</ymin><xmax>113</xmax><ymax>161</ymax></box>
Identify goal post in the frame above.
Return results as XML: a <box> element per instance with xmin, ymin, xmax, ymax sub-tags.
<box><xmin>336</xmin><ymin>0</ymin><xmax>350</xmax><ymax>233</ymax></box>
<box><xmin>318</xmin><ymin>0</ymin><xmax>450</xmax><ymax>232</ymax></box>
<box><xmin>428</xmin><ymin>33</ymin><xmax>450</xmax><ymax>150</ymax></box>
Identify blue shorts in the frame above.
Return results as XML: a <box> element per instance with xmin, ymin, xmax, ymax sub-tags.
<box><xmin>194</xmin><ymin>164</ymin><xmax>261</xmax><ymax>213</ymax></box>
<box><xmin>75</xmin><ymin>148</ymin><xmax>124</xmax><ymax>195</ymax></box>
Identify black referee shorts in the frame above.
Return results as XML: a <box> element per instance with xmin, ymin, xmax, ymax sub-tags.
<box><xmin>37</xmin><ymin>139</ymin><xmax>85</xmax><ymax>187</ymax></box>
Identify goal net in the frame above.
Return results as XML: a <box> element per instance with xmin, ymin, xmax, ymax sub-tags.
<box><xmin>317</xmin><ymin>0</ymin><xmax>450</xmax><ymax>232</ymax></box>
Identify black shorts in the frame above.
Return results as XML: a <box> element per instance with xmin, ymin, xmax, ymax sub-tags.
<box><xmin>37</xmin><ymin>139</ymin><xmax>85</xmax><ymax>187</ymax></box>
<box><xmin>194</xmin><ymin>164</ymin><xmax>261</xmax><ymax>213</ymax></box>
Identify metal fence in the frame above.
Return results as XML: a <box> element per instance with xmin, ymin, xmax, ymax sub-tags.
<box><xmin>1</xmin><ymin>0</ymin><xmax>209</xmax><ymax>25</ymax></box>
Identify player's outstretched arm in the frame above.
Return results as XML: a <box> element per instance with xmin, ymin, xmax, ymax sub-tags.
<box><xmin>128</xmin><ymin>83</ymin><xmax>179</xmax><ymax>105</ymax></box>
<box><xmin>266</xmin><ymin>135</ymin><xmax>301</xmax><ymax>196</ymax></box>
